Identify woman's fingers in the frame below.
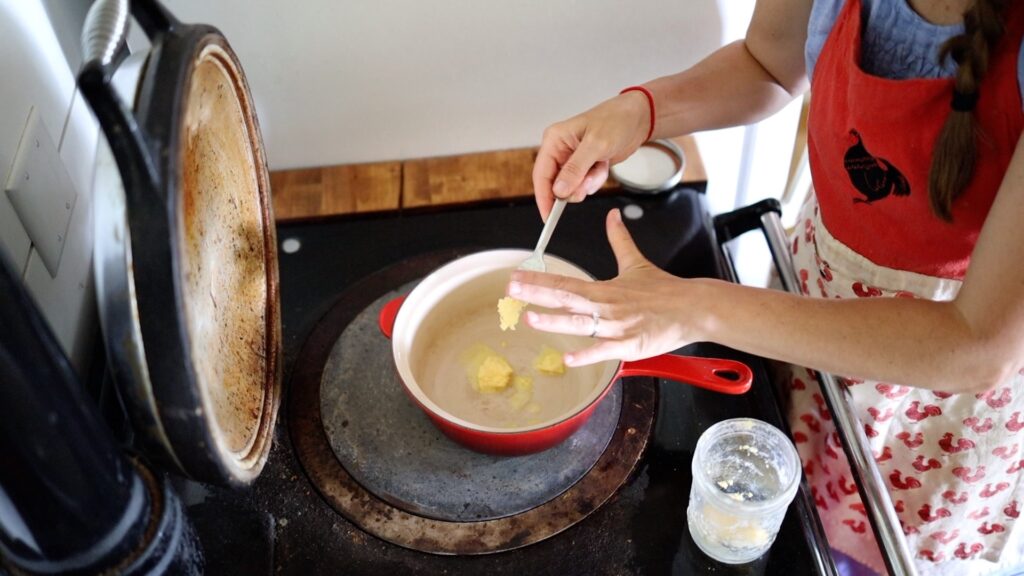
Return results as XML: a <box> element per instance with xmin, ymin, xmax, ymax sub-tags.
<box><xmin>523</xmin><ymin>311</ymin><xmax>607</xmax><ymax>337</ymax></box>
<box><xmin>568</xmin><ymin>161</ymin><xmax>611</xmax><ymax>203</ymax></box>
<box><xmin>553</xmin><ymin>137</ymin><xmax>608</xmax><ymax>201</ymax></box>
<box><xmin>508</xmin><ymin>272</ymin><xmax>596</xmax><ymax>313</ymax></box>
<box><xmin>523</xmin><ymin>311</ymin><xmax>634</xmax><ymax>367</ymax></box>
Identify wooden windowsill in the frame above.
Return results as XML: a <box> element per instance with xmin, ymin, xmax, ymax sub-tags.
<box><xmin>269</xmin><ymin>135</ymin><xmax>705</xmax><ymax>221</ymax></box>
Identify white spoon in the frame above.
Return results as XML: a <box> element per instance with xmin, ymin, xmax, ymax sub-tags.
<box><xmin>518</xmin><ymin>198</ymin><xmax>567</xmax><ymax>272</ymax></box>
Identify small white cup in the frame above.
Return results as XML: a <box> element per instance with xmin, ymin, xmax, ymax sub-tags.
<box><xmin>687</xmin><ymin>418</ymin><xmax>801</xmax><ymax>564</ymax></box>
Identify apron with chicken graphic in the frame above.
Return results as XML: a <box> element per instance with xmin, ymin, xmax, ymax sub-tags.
<box><xmin>790</xmin><ymin>0</ymin><xmax>1024</xmax><ymax>573</ymax></box>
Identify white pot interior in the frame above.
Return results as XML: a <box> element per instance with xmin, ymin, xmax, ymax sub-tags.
<box><xmin>393</xmin><ymin>250</ymin><xmax>619</xmax><ymax>433</ymax></box>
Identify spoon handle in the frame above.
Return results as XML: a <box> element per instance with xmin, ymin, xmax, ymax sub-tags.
<box><xmin>532</xmin><ymin>198</ymin><xmax>567</xmax><ymax>257</ymax></box>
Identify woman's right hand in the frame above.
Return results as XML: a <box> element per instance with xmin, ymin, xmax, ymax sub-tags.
<box><xmin>532</xmin><ymin>90</ymin><xmax>652</xmax><ymax>220</ymax></box>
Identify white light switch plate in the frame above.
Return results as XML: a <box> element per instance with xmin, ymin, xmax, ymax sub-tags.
<box><xmin>4</xmin><ymin>107</ymin><xmax>77</xmax><ymax>277</ymax></box>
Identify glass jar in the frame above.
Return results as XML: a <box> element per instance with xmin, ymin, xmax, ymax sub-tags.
<box><xmin>687</xmin><ymin>418</ymin><xmax>801</xmax><ymax>564</ymax></box>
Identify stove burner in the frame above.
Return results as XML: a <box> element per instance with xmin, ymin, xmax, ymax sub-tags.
<box><xmin>289</xmin><ymin>250</ymin><xmax>656</xmax><ymax>554</ymax></box>
<box><xmin>320</xmin><ymin>280</ymin><xmax>622</xmax><ymax>522</ymax></box>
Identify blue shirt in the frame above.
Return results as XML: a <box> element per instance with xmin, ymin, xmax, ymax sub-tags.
<box><xmin>805</xmin><ymin>0</ymin><xmax>1024</xmax><ymax>106</ymax></box>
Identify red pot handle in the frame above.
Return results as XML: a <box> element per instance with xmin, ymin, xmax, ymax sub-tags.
<box><xmin>617</xmin><ymin>355</ymin><xmax>752</xmax><ymax>395</ymax></box>
<box><xmin>378</xmin><ymin>295</ymin><xmax>407</xmax><ymax>339</ymax></box>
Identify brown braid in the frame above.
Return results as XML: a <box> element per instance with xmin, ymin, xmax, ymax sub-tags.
<box><xmin>929</xmin><ymin>0</ymin><xmax>1008</xmax><ymax>221</ymax></box>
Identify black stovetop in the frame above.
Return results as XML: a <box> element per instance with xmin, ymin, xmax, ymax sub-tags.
<box><xmin>180</xmin><ymin>185</ymin><xmax>837</xmax><ymax>575</ymax></box>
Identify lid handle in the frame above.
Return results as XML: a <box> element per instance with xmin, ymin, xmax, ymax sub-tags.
<box><xmin>82</xmin><ymin>0</ymin><xmax>129</xmax><ymax>73</ymax></box>
<box><xmin>78</xmin><ymin>0</ymin><xmax>163</xmax><ymax>216</ymax></box>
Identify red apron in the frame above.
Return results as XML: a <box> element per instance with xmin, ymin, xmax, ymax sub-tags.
<box><xmin>791</xmin><ymin>0</ymin><xmax>1024</xmax><ymax>572</ymax></box>
<box><xmin>808</xmin><ymin>0</ymin><xmax>1024</xmax><ymax>280</ymax></box>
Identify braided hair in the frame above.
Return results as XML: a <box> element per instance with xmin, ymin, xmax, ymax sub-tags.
<box><xmin>929</xmin><ymin>0</ymin><xmax>1008</xmax><ymax>221</ymax></box>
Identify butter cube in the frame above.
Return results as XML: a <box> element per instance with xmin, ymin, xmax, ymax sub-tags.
<box><xmin>497</xmin><ymin>297</ymin><xmax>527</xmax><ymax>331</ymax></box>
<box><xmin>477</xmin><ymin>355</ymin><xmax>514</xmax><ymax>392</ymax></box>
<box><xmin>534</xmin><ymin>345</ymin><xmax>566</xmax><ymax>375</ymax></box>
<box><xmin>461</xmin><ymin>344</ymin><xmax>495</xmax><ymax>389</ymax></box>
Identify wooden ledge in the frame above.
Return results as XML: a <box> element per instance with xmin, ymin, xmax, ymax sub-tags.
<box><xmin>270</xmin><ymin>135</ymin><xmax>705</xmax><ymax>221</ymax></box>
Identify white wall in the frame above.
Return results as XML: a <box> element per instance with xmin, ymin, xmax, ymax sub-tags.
<box><xmin>0</xmin><ymin>0</ymin><xmax>99</xmax><ymax>374</ymax></box>
<box><xmin>164</xmin><ymin>0</ymin><xmax>727</xmax><ymax>170</ymax></box>
<box><xmin>163</xmin><ymin>0</ymin><xmax>801</xmax><ymax>220</ymax></box>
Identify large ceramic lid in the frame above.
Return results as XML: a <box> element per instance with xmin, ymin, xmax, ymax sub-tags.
<box><xmin>83</xmin><ymin>0</ymin><xmax>280</xmax><ymax>486</ymax></box>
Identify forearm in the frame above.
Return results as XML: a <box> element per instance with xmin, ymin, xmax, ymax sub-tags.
<box><xmin>645</xmin><ymin>40</ymin><xmax>806</xmax><ymax>138</ymax></box>
<box><xmin>692</xmin><ymin>279</ymin><xmax>1012</xmax><ymax>393</ymax></box>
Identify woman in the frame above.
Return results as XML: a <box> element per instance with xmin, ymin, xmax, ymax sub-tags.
<box><xmin>509</xmin><ymin>0</ymin><xmax>1024</xmax><ymax>573</ymax></box>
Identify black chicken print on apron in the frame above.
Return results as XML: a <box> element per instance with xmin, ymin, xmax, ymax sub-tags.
<box><xmin>843</xmin><ymin>129</ymin><xmax>910</xmax><ymax>203</ymax></box>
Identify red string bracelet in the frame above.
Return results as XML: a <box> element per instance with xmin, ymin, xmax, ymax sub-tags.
<box><xmin>619</xmin><ymin>85</ymin><xmax>656</xmax><ymax>142</ymax></box>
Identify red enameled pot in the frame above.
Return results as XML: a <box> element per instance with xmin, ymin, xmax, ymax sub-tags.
<box><xmin>378</xmin><ymin>249</ymin><xmax>751</xmax><ymax>455</ymax></box>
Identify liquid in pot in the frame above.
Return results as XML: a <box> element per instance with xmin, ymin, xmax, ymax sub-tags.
<box><xmin>405</xmin><ymin>265</ymin><xmax>615</xmax><ymax>431</ymax></box>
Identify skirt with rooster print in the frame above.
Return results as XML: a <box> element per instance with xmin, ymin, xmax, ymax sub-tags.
<box><xmin>786</xmin><ymin>197</ymin><xmax>1024</xmax><ymax>575</ymax></box>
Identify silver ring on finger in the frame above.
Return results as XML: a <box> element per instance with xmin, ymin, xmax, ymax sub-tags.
<box><xmin>589</xmin><ymin>312</ymin><xmax>600</xmax><ymax>338</ymax></box>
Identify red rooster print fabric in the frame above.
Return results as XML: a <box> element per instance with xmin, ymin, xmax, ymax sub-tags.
<box><xmin>787</xmin><ymin>198</ymin><xmax>1024</xmax><ymax>575</ymax></box>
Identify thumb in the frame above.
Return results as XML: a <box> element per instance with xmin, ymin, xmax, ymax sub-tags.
<box><xmin>553</xmin><ymin>140</ymin><xmax>605</xmax><ymax>199</ymax></box>
<box><xmin>606</xmin><ymin>208</ymin><xmax>647</xmax><ymax>272</ymax></box>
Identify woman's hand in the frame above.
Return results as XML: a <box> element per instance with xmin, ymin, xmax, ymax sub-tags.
<box><xmin>532</xmin><ymin>92</ymin><xmax>651</xmax><ymax>221</ymax></box>
<box><xmin>508</xmin><ymin>208</ymin><xmax>704</xmax><ymax>366</ymax></box>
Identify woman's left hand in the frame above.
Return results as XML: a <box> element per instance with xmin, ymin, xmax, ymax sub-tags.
<box><xmin>508</xmin><ymin>208</ymin><xmax>705</xmax><ymax>367</ymax></box>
